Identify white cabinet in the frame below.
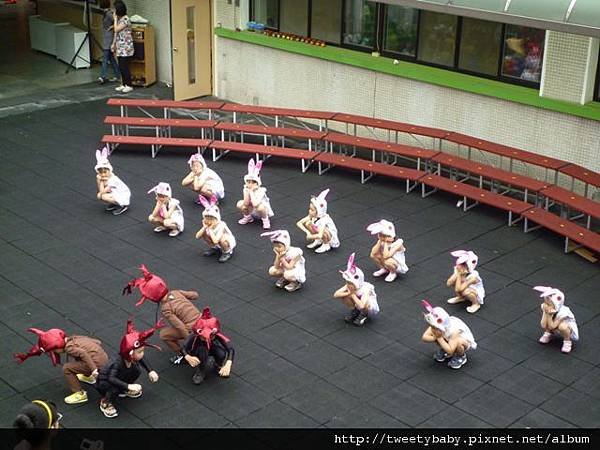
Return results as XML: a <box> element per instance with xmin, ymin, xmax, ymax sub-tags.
<box><xmin>29</xmin><ymin>15</ymin><xmax>68</xmax><ymax>56</ymax></box>
<box><xmin>56</xmin><ymin>25</ymin><xmax>90</xmax><ymax>68</ymax></box>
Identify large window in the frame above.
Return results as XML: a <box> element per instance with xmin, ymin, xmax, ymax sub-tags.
<box><xmin>249</xmin><ymin>1</ymin><xmax>547</xmax><ymax>88</ymax></box>
<box><xmin>252</xmin><ymin>0</ymin><xmax>279</xmax><ymax>29</ymax></box>
<box><xmin>384</xmin><ymin>5</ymin><xmax>418</xmax><ymax>57</ymax></box>
<box><xmin>417</xmin><ymin>11</ymin><xmax>458</xmax><ymax>67</ymax></box>
<box><xmin>342</xmin><ymin>0</ymin><xmax>377</xmax><ymax>49</ymax></box>
<box><xmin>280</xmin><ymin>0</ymin><xmax>308</xmax><ymax>36</ymax></box>
<box><xmin>459</xmin><ymin>18</ymin><xmax>503</xmax><ymax>76</ymax></box>
<box><xmin>311</xmin><ymin>0</ymin><xmax>342</xmax><ymax>44</ymax></box>
<box><xmin>502</xmin><ymin>25</ymin><xmax>545</xmax><ymax>83</ymax></box>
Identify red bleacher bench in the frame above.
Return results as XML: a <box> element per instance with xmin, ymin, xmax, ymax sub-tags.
<box><xmin>101</xmin><ymin>135</ymin><xmax>211</xmax><ymax>158</ymax></box>
<box><xmin>214</xmin><ymin>122</ymin><xmax>325</xmax><ymax>150</ymax></box>
<box><xmin>220</xmin><ymin>103</ymin><xmax>336</xmax><ymax>130</ymax></box>
<box><xmin>107</xmin><ymin>98</ymin><xmax>224</xmax><ymax>120</ymax></box>
<box><xmin>104</xmin><ymin>116</ymin><xmax>217</xmax><ymax>139</ymax></box>
<box><xmin>540</xmin><ymin>185</ymin><xmax>600</xmax><ymax>229</ymax></box>
<box><xmin>443</xmin><ymin>132</ymin><xmax>569</xmax><ymax>183</ymax></box>
<box><xmin>209</xmin><ymin>140</ymin><xmax>318</xmax><ymax>173</ymax></box>
<box><xmin>420</xmin><ymin>174</ymin><xmax>533</xmax><ymax>226</ymax></box>
<box><xmin>431</xmin><ymin>152</ymin><xmax>548</xmax><ymax>202</ymax></box>
<box><xmin>523</xmin><ymin>207</ymin><xmax>600</xmax><ymax>254</ymax></box>
<box><xmin>324</xmin><ymin>132</ymin><xmax>438</xmax><ymax>172</ymax></box>
<box><xmin>315</xmin><ymin>151</ymin><xmax>425</xmax><ymax>190</ymax></box>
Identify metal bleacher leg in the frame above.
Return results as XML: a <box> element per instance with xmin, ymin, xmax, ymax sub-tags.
<box><xmin>421</xmin><ymin>183</ymin><xmax>438</xmax><ymax>198</ymax></box>
<box><xmin>360</xmin><ymin>170</ymin><xmax>373</xmax><ymax>184</ymax></box>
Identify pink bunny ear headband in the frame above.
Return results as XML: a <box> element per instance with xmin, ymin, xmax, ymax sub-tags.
<box><xmin>261</xmin><ymin>230</ymin><xmax>290</xmax><ymax>248</ymax></box>
<box><xmin>148</xmin><ymin>182</ymin><xmax>172</xmax><ymax>197</ymax></box>
<box><xmin>340</xmin><ymin>252</ymin><xmax>364</xmax><ymax>288</ymax></box>
<box><xmin>188</xmin><ymin>153</ymin><xmax>206</xmax><ymax>168</ymax></box>
<box><xmin>199</xmin><ymin>194</ymin><xmax>221</xmax><ymax>220</ymax></box>
<box><xmin>94</xmin><ymin>145</ymin><xmax>113</xmax><ymax>172</ymax></box>
<box><xmin>311</xmin><ymin>188</ymin><xmax>330</xmax><ymax>217</ymax></box>
<box><xmin>422</xmin><ymin>300</ymin><xmax>450</xmax><ymax>331</ymax></box>
<box><xmin>533</xmin><ymin>286</ymin><xmax>565</xmax><ymax>309</ymax></box>
<box><xmin>244</xmin><ymin>158</ymin><xmax>263</xmax><ymax>184</ymax></box>
<box><xmin>366</xmin><ymin>219</ymin><xmax>396</xmax><ymax>237</ymax></box>
<box><xmin>451</xmin><ymin>250</ymin><xmax>478</xmax><ymax>272</ymax></box>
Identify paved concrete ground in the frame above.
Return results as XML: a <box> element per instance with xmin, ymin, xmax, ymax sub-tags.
<box><xmin>0</xmin><ymin>86</ymin><xmax>599</xmax><ymax>429</ymax></box>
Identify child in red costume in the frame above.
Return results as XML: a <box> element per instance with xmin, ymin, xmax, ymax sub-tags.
<box><xmin>94</xmin><ymin>319</ymin><xmax>161</xmax><ymax>418</ymax></box>
<box><xmin>182</xmin><ymin>307</ymin><xmax>235</xmax><ymax>384</ymax></box>
<box><xmin>123</xmin><ymin>264</ymin><xmax>201</xmax><ymax>365</ymax></box>
<box><xmin>14</xmin><ymin>328</ymin><xmax>109</xmax><ymax>405</ymax></box>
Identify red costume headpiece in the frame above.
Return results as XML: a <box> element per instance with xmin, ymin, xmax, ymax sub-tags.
<box><xmin>119</xmin><ymin>319</ymin><xmax>164</xmax><ymax>361</ymax></box>
<box><xmin>14</xmin><ymin>328</ymin><xmax>66</xmax><ymax>366</ymax></box>
<box><xmin>192</xmin><ymin>307</ymin><xmax>230</xmax><ymax>350</ymax></box>
<box><xmin>122</xmin><ymin>264</ymin><xmax>169</xmax><ymax>307</ymax></box>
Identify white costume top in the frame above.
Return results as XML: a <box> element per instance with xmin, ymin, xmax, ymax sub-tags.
<box><xmin>466</xmin><ymin>270</ymin><xmax>485</xmax><ymax>304</ymax></box>
<box><xmin>247</xmin><ymin>187</ymin><xmax>274</xmax><ymax>217</ymax></box>
<box><xmin>555</xmin><ymin>305</ymin><xmax>579</xmax><ymax>341</ymax></box>
<box><xmin>310</xmin><ymin>215</ymin><xmax>340</xmax><ymax>247</ymax></box>
<box><xmin>390</xmin><ymin>238</ymin><xmax>408</xmax><ymax>274</ymax></box>
<box><xmin>445</xmin><ymin>317</ymin><xmax>477</xmax><ymax>350</ymax></box>
<box><xmin>207</xmin><ymin>221</ymin><xmax>236</xmax><ymax>251</ymax></box>
<box><xmin>159</xmin><ymin>198</ymin><xmax>185</xmax><ymax>231</ymax></box>
<box><xmin>106</xmin><ymin>174</ymin><xmax>131</xmax><ymax>206</ymax></box>
<box><xmin>357</xmin><ymin>281</ymin><xmax>379</xmax><ymax>314</ymax></box>
<box><xmin>282</xmin><ymin>246</ymin><xmax>305</xmax><ymax>283</ymax></box>
<box><xmin>203</xmin><ymin>167</ymin><xmax>225</xmax><ymax>200</ymax></box>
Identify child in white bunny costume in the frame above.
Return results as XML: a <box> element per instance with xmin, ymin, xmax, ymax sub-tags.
<box><xmin>94</xmin><ymin>145</ymin><xmax>131</xmax><ymax>216</ymax></box>
<box><xmin>368</xmin><ymin>219</ymin><xmax>408</xmax><ymax>282</ymax></box>
<box><xmin>262</xmin><ymin>230</ymin><xmax>305</xmax><ymax>292</ymax></box>
<box><xmin>421</xmin><ymin>300</ymin><xmax>477</xmax><ymax>369</ymax></box>
<box><xmin>147</xmin><ymin>182</ymin><xmax>185</xmax><ymax>237</ymax></box>
<box><xmin>237</xmin><ymin>158</ymin><xmax>274</xmax><ymax>229</ymax></box>
<box><xmin>296</xmin><ymin>188</ymin><xmax>340</xmax><ymax>254</ymax></box>
<box><xmin>333</xmin><ymin>253</ymin><xmax>379</xmax><ymax>326</ymax></box>
<box><xmin>535</xmin><ymin>286</ymin><xmax>579</xmax><ymax>354</ymax></box>
<box><xmin>181</xmin><ymin>154</ymin><xmax>225</xmax><ymax>203</ymax></box>
<box><xmin>446</xmin><ymin>250</ymin><xmax>485</xmax><ymax>314</ymax></box>
<box><xmin>195</xmin><ymin>194</ymin><xmax>236</xmax><ymax>263</ymax></box>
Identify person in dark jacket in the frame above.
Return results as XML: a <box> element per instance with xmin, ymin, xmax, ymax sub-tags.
<box><xmin>94</xmin><ymin>319</ymin><xmax>162</xmax><ymax>418</ymax></box>
<box><xmin>98</xmin><ymin>0</ymin><xmax>121</xmax><ymax>83</ymax></box>
<box><xmin>182</xmin><ymin>307</ymin><xmax>234</xmax><ymax>384</ymax></box>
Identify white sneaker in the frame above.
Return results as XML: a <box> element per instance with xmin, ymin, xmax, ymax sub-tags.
<box><xmin>384</xmin><ymin>272</ymin><xmax>398</xmax><ymax>282</ymax></box>
<box><xmin>115</xmin><ymin>85</ymin><xmax>125</xmax><ymax>92</ymax></box>
<box><xmin>169</xmin><ymin>229</ymin><xmax>181</xmax><ymax>237</ymax></box>
<box><xmin>315</xmin><ymin>243</ymin><xmax>331</xmax><ymax>253</ymax></box>
<box><xmin>373</xmin><ymin>268</ymin><xmax>388</xmax><ymax>277</ymax></box>
<box><xmin>153</xmin><ymin>226</ymin><xmax>167</xmax><ymax>233</ymax></box>
<box><xmin>121</xmin><ymin>85</ymin><xmax>133</xmax><ymax>93</ymax></box>
<box><xmin>306</xmin><ymin>240</ymin><xmax>322</xmax><ymax>249</ymax></box>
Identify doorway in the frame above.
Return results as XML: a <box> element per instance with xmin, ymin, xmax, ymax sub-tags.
<box><xmin>171</xmin><ymin>0</ymin><xmax>212</xmax><ymax>101</ymax></box>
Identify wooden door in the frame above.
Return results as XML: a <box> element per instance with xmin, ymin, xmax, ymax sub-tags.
<box><xmin>171</xmin><ymin>0</ymin><xmax>212</xmax><ymax>100</ymax></box>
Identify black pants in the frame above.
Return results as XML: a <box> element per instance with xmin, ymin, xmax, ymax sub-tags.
<box><xmin>118</xmin><ymin>55</ymin><xmax>132</xmax><ymax>87</ymax></box>
<box><xmin>95</xmin><ymin>366</ymin><xmax>140</xmax><ymax>402</ymax></box>
<box><xmin>193</xmin><ymin>345</ymin><xmax>227</xmax><ymax>371</ymax></box>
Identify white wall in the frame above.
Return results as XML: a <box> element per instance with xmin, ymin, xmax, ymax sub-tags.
<box><xmin>214</xmin><ymin>36</ymin><xmax>600</xmax><ymax>181</ymax></box>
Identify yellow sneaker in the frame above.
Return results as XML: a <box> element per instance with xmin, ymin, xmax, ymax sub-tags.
<box><xmin>64</xmin><ymin>390</ymin><xmax>88</xmax><ymax>404</ymax></box>
<box><xmin>76</xmin><ymin>374</ymin><xmax>96</xmax><ymax>385</ymax></box>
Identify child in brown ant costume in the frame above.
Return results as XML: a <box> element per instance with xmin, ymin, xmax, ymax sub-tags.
<box><xmin>123</xmin><ymin>264</ymin><xmax>201</xmax><ymax>365</ymax></box>
<box><xmin>14</xmin><ymin>327</ymin><xmax>109</xmax><ymax>405</ymax></box>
